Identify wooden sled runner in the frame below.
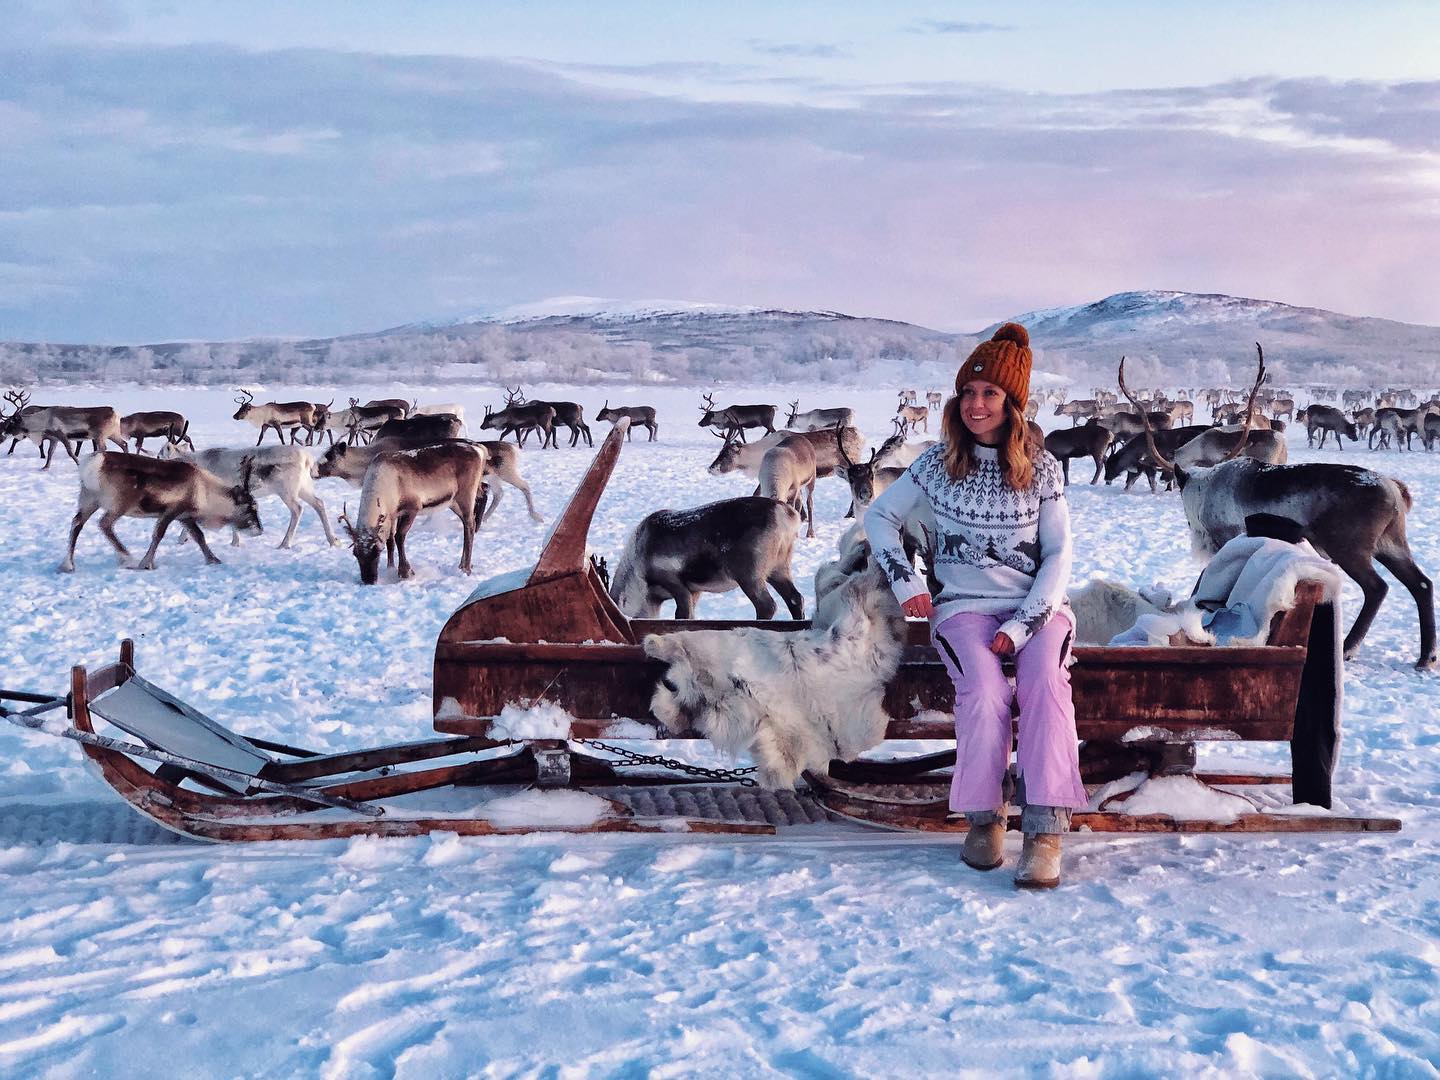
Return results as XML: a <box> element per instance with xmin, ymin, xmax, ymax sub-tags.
<box><xmin>431</xmin><ymin>418</ymin><xmax>1399</xmax><ymax>835</ymax></box>
<box><xmin>0</xmin><ymin>420</ymin><xmax>1400</xmax><ymax>839</ymax></box>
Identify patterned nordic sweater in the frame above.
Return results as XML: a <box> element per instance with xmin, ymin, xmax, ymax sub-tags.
<box><xmin>863</xmin><ymin>442</ymin><xmax>1073</xmax><ymax>650</ymax></box>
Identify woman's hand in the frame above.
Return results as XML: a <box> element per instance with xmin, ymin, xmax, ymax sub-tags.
<box><xmin>989</xmin><ymin>631</ymin><xmax>1015</xmax><ymax>657</ymax></box>
<box><xmin>901</xmin><ymin>595</ymin><xmax>934</xmax><ymax>620</ymax></box>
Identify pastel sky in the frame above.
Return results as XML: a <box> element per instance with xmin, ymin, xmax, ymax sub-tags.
<box><xmin>3</xmin><ymin>0</ymin><xmax>1439</xmax><ymax>342</ymax></box>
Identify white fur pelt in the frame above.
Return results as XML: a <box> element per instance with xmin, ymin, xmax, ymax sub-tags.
<box><xmin>1067</xmin><ymin>579</ymin><xmax>1176</xmax><ymax>646</ymax></box>
<box><xmin>645</xmin><ymin>531</ymin><xmax>905</xmax><ymax>789</ymax></box>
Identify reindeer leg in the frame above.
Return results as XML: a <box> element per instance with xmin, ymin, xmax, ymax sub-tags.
<box><xmin>230</xmin><ymin>524</ymin><xmax>241</xmax><ymax>547</ymax></box>
<box><xmin>453</xmin><ymin>503</ymin><xmax>475</xmax><ymax>574</ymax></box>
<box><xmin>395</xmin><ymin>512</ymin><xmax>417</xmax><ymax>579</ymax></box>
<box><xmin>768</xmin><ymin>571</ymin><xmax>805</xmax><ymax>619</ymax></box>
<box><xmin>278</xmin><ymin>495</ymin><xmax>303</xmax><ymax>549</ymax></box>
<box><xmin>1375</xmin><ymin>549</ymin><xmax>1437</xmax><ymax>669</ymax></box>
<box><xmin>736</xmin><ymin>574</ymin><xmax>779</xmax><ymax>620</ymax></box>
<box><xmin>511</xmin><ymin>477</ymin><xmax>544</xmax><ymax>523</ymax></box>
<box><xmin>658</xmin><ymin>579</ymin><xmax>693</xmax><ymax>619</ymax></box>
<box><xmin>136</xmin><ymin>510</ymin><xmax>183</xmax><ymax>570</ymax></box>
<box><xmin>804</xmin><ymin>482</ymin><xmax>816</xmax><ymax>539</ymax></box>
<box><xmin>181</xmin><ymin>518</ymin><xmax>222</xmax><ymax>565</ymax></box>
<box><xmin>1335</xmin><ymin>556</ymin><xmax>1389</xmax><ymax>660</ymax></box>
<box><xmin>303</xmin><ymin>490</ymin><xmax>338</xmax><ymax>545</ymax></box>
<box><xmin>60</xmin><ymin>495</ymin><xmax>102</xmax><ymax>572</ymax></box>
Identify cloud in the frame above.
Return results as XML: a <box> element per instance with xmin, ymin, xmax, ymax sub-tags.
<box><xmin>908</xmin><ymin>20</ymin><xmax>1015</xmax><ymax>35</ymax></box>
<box><xmin>747</xmin><ymin>40</ymin><xmax>851</xmax><ymax>60</ymax></box>
<box><xmin>1</xmin><ymin>41</ymin><xmax>1437</xmax><ymax>340</ymax></box>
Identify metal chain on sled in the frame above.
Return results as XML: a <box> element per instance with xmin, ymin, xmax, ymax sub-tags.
<box><xmin>576</xmin><ymin>738</ymin><xmax>759</xmax><ymax>786</ymax></box>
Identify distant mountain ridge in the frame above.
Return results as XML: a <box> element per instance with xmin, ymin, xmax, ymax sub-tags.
<box><xmin>3</xmin><ymin>290</ymin><xmax>1437</xmax><ymax>387</ymax></box>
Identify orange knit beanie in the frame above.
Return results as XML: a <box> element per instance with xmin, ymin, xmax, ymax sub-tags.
<box><xmin>957</xmin><ymin>322</ymin><xmax>1032</xmax><ymax>409</ymax></box>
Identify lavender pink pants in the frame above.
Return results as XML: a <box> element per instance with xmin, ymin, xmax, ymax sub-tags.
<box><xmin>933</xmin><ymin>610</ymin><xmax>1088</xmax><ymax>829</ymax></box>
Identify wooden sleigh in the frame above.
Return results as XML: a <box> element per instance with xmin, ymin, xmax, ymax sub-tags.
<box><xmin>0</xmin><ymin>420</ymin><xmax>1399</xmax><ymax>840</ymax></box>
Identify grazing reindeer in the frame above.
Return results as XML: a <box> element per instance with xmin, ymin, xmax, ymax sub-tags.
<box><xmin>164</xmin><ymin>443</ymin><xmax>336</xmax><ymax>548</ymax></box>
<box><xmin>895</xmin><ymin>403</ymin><xmax>929</xmax><ymax>435</ymax></box>
<box><xmin>785</xmin><ymin>401</ymin><xmax>855</xmax><ymax>432</ymax></box>
<box><xmin>1299</xmin><ymin>404</ymin><xmax>1359</xmax><ymax>449</ymax></box>
<box><xmin>60</xmin><ymin>452</ymin><xmax>262</xmax><ymax>572</ymax></box>
<box><xmin>757</xmin><ymin>434</ymin><xmax>819</xmax><ymax>539</ymax></box>
<box><xmin>120</xmin><ymin>411</ymin><xmax>193</xmax><ymax>453</ymax></box>
<box><xmin>338</xmin><ymin>442</ymin><xmax>488</xmax><ymax>584</ymax></box>
<box><xmin>596</xmin><ymin>401</ymin><xmax>659</xmax><ymax>441</ymax></box>
<box><xmin>707</xmin><ymin>426</ymin><xmax>865</xmax><ymax>482</ymax></box>
<box><xmin>480</xmin><ymin>393</ymin><xmax>556</xmax><ymax>447</ymax></box>
<box><xmin>898</xmin><ymin>389</ymin><xmax>918</xmax><ymax>407</ymax></box>
<box><xmin>927</xmin><ymin>391</ymin><xmax>943</xmax><ymax>411</ymax></box>
<box><xmin>1044</xmin><ymin>426</ymin><xmax>1113</xmax><ymax>485</ymax></box>
<box><xmin>1352</xmin><ymin>407</ymin><xmax>1376</xmax><ymax>441</ymax></box>
<box><xmin>1369</xmin><ymin>407</ymin><xmax>1426</xmax><ymax>451</ymax></box>
<box><xmin>697</xmin><ymin>392</ymin><xmax>777</xmax><ymax>443</ymax></box>
<box><xmin>1121</xmin><ymin>348</ymin><xmax>1436</xmax><ymax>668</ymax></box>
<box><xmin>233</xmin><ymin>390</ymin><xmax>315</xmax><ymax>446</ymax></box>
<box><xmin>319</xmin><ymin>437</ymin><xmax>544</xmax><ymax>524</ymax></box>
<box><xmin>609</xmin><ymin>497</ymin><xmax>805</xmax><ymax>619</ymax></box>
<box><xmin>1103</xmin><ymin>426</ymin><xmax>1210</xmax><ymax>492</ymax></box>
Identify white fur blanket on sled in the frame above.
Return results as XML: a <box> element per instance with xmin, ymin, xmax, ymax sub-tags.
<box><xmin>644</xmin><ymin>552</ymin><xmax>905</xmax><ymax>790</ymax></box>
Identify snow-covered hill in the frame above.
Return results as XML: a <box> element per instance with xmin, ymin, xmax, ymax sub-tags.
<box><xmin>4</xmin><ymin>290</ymin><xmax>1439</xmax><ymax>388</ymax></box>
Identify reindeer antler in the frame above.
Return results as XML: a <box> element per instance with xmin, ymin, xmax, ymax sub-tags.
<box><xmin>234</xmin><ymin>387</ymin><xmax>254</xmax><ymax>405</ymax></box>
<box><xmin>1118</xmin><ymin>356</ymin><xmax>1175</xmax><ymax>474</ymax></box>
<box><xmin>1217</xmin><ymin>343</ymin><xmax>1268</xmax><ymax>464</ymax></box>
<box><xmin>835</xmin><ymin>425</ymin><xmax>854</xmax><ymax>467</ymax></box>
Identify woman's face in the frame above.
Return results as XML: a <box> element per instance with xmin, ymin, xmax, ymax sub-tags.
<box><xmin>959</xmin><ymin>379</ymin><xmax>1008</xmax><ymax>443</ymax></box>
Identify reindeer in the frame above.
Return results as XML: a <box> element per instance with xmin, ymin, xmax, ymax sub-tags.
<box><xmin>926</xmin><ymin>391</ymin><xmax>943</xmax><ymax>411</ymax></box>
<box><xmin>1090</xmin><ymin>410</ymin><xmax>1174</xmax><ymax>444</ymax></box>
<box><xmin>1298</xmin><ymin>404</ymin><xmax>1358</xmax><ymax>449</ymax></box>
<box><xmin>785</xmin><ymin>401</ymin><xmax>855</xmax><ymax>432</ymax></box>
<box><xmin>1352</xmin><ymin>407</ymin><xmax>1376</xmax><ymax>441</ymax></box>
<box><xmin>344</xmin><ymin>397</ymin><xmax>407</xmax><ymax>443</ymax></box>
<box><xmin>1</xmin><ymin>390</ymin><xmax>45</xmax><ymax>457</ymax></box>
<box><xmin>707</xmin><ymin>426</ymin><xmax>865</xmax><ymax>482</ymax></box>
<box><xmin>120</xmin><ymin>411</ymin><xmax>193</xmax><ymax>453</ymax></box>
<box><xmin>338</xmin><ymin>442</ymin><xmax>488</xmax><ymax>584</ymax></box>
<box><xmin>873</xmin><ymin>432</ymin><xmax>937</xmax><ymax>471</ymax></box>
<box><xmin>1343</xmin><ymin>389</ymin><xmax>1370</xmax><ymax>408</ymax></box>
<box><xmin>1103</xmin><ymin>426</ymin><xmax>1210</xmax><ymax>492</ymax></box>
<box><xmin>1120</xmin><ymin>348</ymin><xmax>1435</xmax><ymax>668</ymax></box>
<box><xmin>898</xmin><ymin>389</ymin><xmax>918</xmax><ymax>407</ymax></box>
<box><xmin>895</xmin><ymin>403</ymin><xmax>929</xmax><ymax>435</ymax></box>
<box><xmin>4</xmin><ymin>401</ymin><xmax>127</xmax><ymax>468</ymax></box>
<box><xmin>479</xmin><ymin>395</ymin><xmax>556</xmax><ymax>447</ymax></box>
<box><xmin>596</xmin><ymin>401</ymin><xmax>659</xmax><ymax>441</ymax></box>
<box><xmin>307</xmin><ymin>400</ymin><xmax>336</xmax><ymax>445</ymax></box>
<box><xmin>164</xmin><ymin>443</ymin><xmax>336</xmax><ymax>548</ymax></box>
<box><xmin>609</xmin><ymin>497</ymin><xmax>805</xmax><ymax>619</ymax></box>
<box><xmin>60</xmin><ymin>452</ymin><xmax>262</xmax><ymax>572</ymax></box>
<box><xmin>757</xmin><ymin>435</ymin><xmax>819</xmax><ymax>539</ymax></box>
<box><xmin>319</xmin><ymin>437</ymin><xmax>543</xmax><ymax>524</ymax></box>
<box><xmin>373</xmin><ymin>414</ymin><xmax>463</xmax><ymax>444</ymax></box>
<box><xmin>1044</xmin><ymin>426</ymin><xmax>1113</xmax><ymax>485</ymax></box>
<box><xmin>412</xmin><ymin>402</ymin><xmax>467</xmax><ymax>430</ymax></box>
<box><xmin>1023</xmin><ymin>397</ymin><xmax>1040</xmax><ymax>421</ymax></box>
<box><xmin>528</xmin><ymin>399</ymin><xmax>591</xmax><ymax>448</ymax></box>
<box><xmin>837</xmin><ymin>434</ymin><xmax>906</xmax><ymax>516</ymax></box>
<box><xmin>233</xmin><ymin>390</ymin><xmax>316</xmax><ymax>446</ymax></box>
<box><xmin>1370</xmin><ymin>407</ymin><xmax>1427</xmax><ymax>451</ymax></box>
<box><xmin>697</xmin><ymin>392</ymin><xmax>777</xmax><ymax>443</ymax></box>
<box><xmin>1167</xmin><ymin>400</ymin><xmax>1195</xmax><ymax>424</ymax></box>
<box><xmin>1054</xmin><ymin>399</ymin><xmax>1099</xmax><ymax>426</ymax></box>
<box><xmin>1270</xmin><ymin>396</ymin><xmax>1296</xmax><ymax>421</ymax></box>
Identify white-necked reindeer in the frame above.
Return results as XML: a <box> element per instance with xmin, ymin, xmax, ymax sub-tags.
<box><xmin>338</xmin><ymin>442</ymin><xmax>489</xmax><ymax>584</ymax></box>
<box><xmin>1121</xmin><ymin>347</ymin><xmax>1435</xmax><ymax>668</ymax></box>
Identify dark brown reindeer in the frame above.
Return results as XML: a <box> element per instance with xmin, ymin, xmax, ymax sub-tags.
<box><xmin>120</xmin><ymin>411</ymin><xmax>193</xmax><ymax>453</ymax></box>
<box><xmin>373</xmin><ymin>414</ymin><xmax>463</xmax><ymax>444</ymax></box>
<box><xmin>697</xmin><ymin>392</ymin><xmax>777</xmax><ymax>443</ymax></box>
<box><xmin>596</xmin><ymin>400</ymin><xmax>659</xmax><ymax>441</ymax></box>
<box><xmin>60</xmin><ymin>452</ymin><xmax>262</xmax><ymax>572</ymax></box>
<box><xmin>7</xmin><ymin>401</ymin><xmax>128</xmax><ymax>468</ymax></box>
<box><xmin>344</xmin><ymin>397</ymin><xmax>407</xmax><ymax>444</ymax></box>
<box><xmin>479</xmin><ymin>391</ymin><xmax>557</xmax><ymax>447</ymax></box>
<box><xmin>338</xmin><ymin>442</ymin><xmax>488</xmax><ymax>584</ymax></box>
<box><xmin>233</xmin><ymin>390</ymin><xmax>315</xmax><ymax>446</ymax></box>
<box><xmin>1120</xmin><ymin>347</ymin><xmax>1436</xmax><ymax>668</ymax></box>
<box><xmin>1044</xmin><ymin>425</ymin><xmax>1113</xmax><ymax>485</ymax></box>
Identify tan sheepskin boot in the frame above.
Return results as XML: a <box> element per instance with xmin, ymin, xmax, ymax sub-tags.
<box><xmin>1014</xmin><ymin>833</ymin><xmax>1062</xmax><ymax>889</ymax></box>
<box><xmin>961</xmin><ymin>820</ymin><xmax>1006</xmax><ymax>871</ymax></box>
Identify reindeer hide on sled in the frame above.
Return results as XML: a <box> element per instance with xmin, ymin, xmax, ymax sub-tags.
<box><xmin>645</xmin><ymin>560</ymin><xmax>906</xmax><ymax>789</ymax></box>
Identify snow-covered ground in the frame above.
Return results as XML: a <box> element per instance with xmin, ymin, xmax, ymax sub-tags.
<box><xmin>2</xmin><ymin>383</ymin><xmax>1438</xmax><ymax>1076</ymax></box>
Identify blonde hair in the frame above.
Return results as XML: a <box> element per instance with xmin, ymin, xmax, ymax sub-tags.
<box><xmin>940</xmin><ymin>395</ymin><xmax>1038</xmax><ymax>491</ymax></box>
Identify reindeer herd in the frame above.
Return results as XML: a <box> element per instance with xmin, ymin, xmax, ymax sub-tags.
<box><xmin>4</xmin><ymin>371</ymin><xmax>1437</xmax><ymax>668</ymax></box>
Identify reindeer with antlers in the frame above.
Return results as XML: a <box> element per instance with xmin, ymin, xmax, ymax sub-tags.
<box><xmin>1119</xmin><ymin>345</ymin><xmax>1435</xmax><ymax>668</ymax></box>
<box><xmin>479</xmin><ymin>388</ymin><xmax>557</xmax><ymax>447</ymax></box>
<box><xmin>696</xmin><ymin>392</ymin><xmax>777</xmax><ymax>443</ymax></box>
<box><xmin>232</xmin><ymin>390</ymin><xmax>315</xmax><ymax>446</ymax></box>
